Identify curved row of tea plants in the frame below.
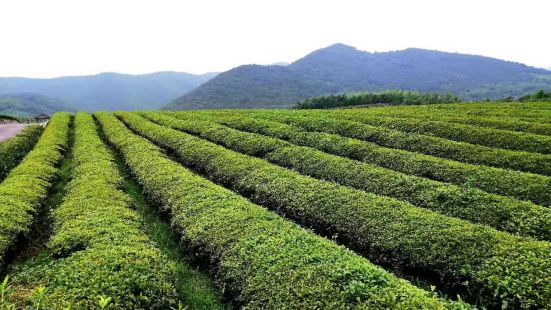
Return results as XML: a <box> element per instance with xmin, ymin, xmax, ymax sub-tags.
<box><xmin>144</xmin><ymin>112</ymin><xmax>550</xmax><ymax>240</ymax></box>
<box><xmin>240</xmin><ymin>110</ymin><xmax>551</xmax><ymax>177</ymax></box>
<box><xmin>374</xmin><ymin>101</ymin><xmax>551</xmax><ymax>110</ymax></box>
<box><xmin>0</xmin><ymin>125</ymin><xmax>43</xmax><ymax>181</ymax></box>
<box><xmin>122</xmin><ymin>112</ymin><xmax>551</xmax><ymax>309</ymax></box>
<box><xmin>0</xmin><ymin>113</ymin><xmax>70</xmax><ymax>266</ymax></box>
<box><xmin>95</xmin><ymin>112</ymin><xmax>466</xmax><ymax>309</ymax></box>
<box><xmin>328</xmin><ymin>111</ymin><xmax>551</xmax><ymax>154</ymax></box>
<box><xmin>181</xmin><ymin>112</ymin><xmax>551</xmax><ymax>207</ymax></box>
<box><xmin>348</xmin><ymin>109</ymin><xmax>551</xmax><ymax>136</ymax></box>
<box><xmin>8</xmin><ymin>112</ymin><xmax>188</xmax><ymax>308</ymax></box>
<box><xmin>382</xmin><ymin>102</ymin><xmax>551</xmax><ymax>123</ymax></box>
<box><xmin>370</xmin><ymin>101</ymin><xmax>551</xmax><ymax>111</ymax></box>
<box><xmin>211</xmin><ymin>110</ymin><xmax>551</xmax><ymax>202</ymax></box>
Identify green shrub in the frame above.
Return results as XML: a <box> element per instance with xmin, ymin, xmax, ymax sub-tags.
<box><xmin>252</xmin><ymin>110</ymin><xmax>551</xmax><ymax>176</ymax></box>
<box><xmin>145</xmin><ymin>112</ymin><xmax>550</xmax><ymax>240</ymax></box>
<box><xmin>0</xmin><ymin>125</ymin><xmax>43</xmax><ymax>181</ymax></box>
<box><xmin>365</xmin><ymin>101</ymin><xmax>551</xmax><ymax>123</ymax></box>
<box><xmin>203</xmin><ymin>110</ymin><xmax>551</xmax><ymax>206</ymax></box>
<box><xmin>0</xmin><ymin>114</ymin><xmax>21</xmax><ymax>122</ymax></box>
<box><xmin>343</xmin><ymin>108</ymin><xmax>551</xmax><ymax>135</ymax></box>
<box><xmin>0</xmin><ymin>113</ymin><xmax>70</xmax><ymax>267</ymax></box>
<box><xmin>330</xmin><ymin>111</ymin><xmax>551</xmax><ymax>154</ymax></box>
<box><xmin>10</xmin><ymin>112</ymin><xmax>181</xmax><ymax>308</ymax></box>
<box><xmin>518</xmin><ymin>90</ymin><xmax>551</xmax><ymax>102</ymax></box>
<box><xmin>122</xmin><ymin>112</ymin><xmax>550</xmax><ymax>309</ymax></box>
<box><xmin>96</xmin><ymin>112</ymin><xmax>467</xmax><ymax>309</ymax></box>
<box><xmin>183</xmin><ymin>113</ymin><xmax>551</xmax><ymax>207</ymax></box>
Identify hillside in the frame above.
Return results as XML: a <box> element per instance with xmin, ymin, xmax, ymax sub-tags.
<box><xmin>164</xmin><ymin>65</ymin><xmax>325</xmax><ymax>109</ymax></box>
<box><xmin>0</xmin><ymin>93</ymin><xmax>75</xmax><ymax>118</ymax></box>
<box><xmin>0</xmin><ymin>71</ymin><xmax>216</xmax><ymax>111</ymax></box>
<box><xmin>168</xmin><ymin>44</ymin><xmax>551</xmax><ymax>109</ymax></box>
<box><xmin>2</xmin><ymin>104</ymin><xmax>549</xmax><ymax>308</ymax></box>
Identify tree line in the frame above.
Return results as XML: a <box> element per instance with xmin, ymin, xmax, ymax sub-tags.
<box><xmin>296</xmin><ymin>89</ymin><xmax>551</xmax><ymax>109</ymax></box>
<box><xmin>295</xmin><ymin>90</ymin><xmax>460</xmax><ymax>109</ymax></box>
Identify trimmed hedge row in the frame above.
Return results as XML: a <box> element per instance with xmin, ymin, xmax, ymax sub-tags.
<box><xmin>145</xmin><ymin>112</ymin><xmax>550</xmax><ymax>240</ymax></box>
<box><xmin>182</xmin><ymin>113</ymin><xmax>551</xmax><ymax>208</ymax></box>
<box><xmin>366</xmin><ymin>101</ymin><xmax>551</xmax><ymax>112</ymax></box>
<box><xmin>244</xmin><ymin>111</ymin><xmax>551</xmax><ymax>177</ymax></box>
<box><xmin>376</xmin><ymin>103</ymin><xmax>551</xmax><ymax>124</ymax></box>
<box><xmin>11</xmin><ymin>112</ymin><xmax>185</xmax><ymax>308</ymax></box>
<box><xmin>143</xmin><ymin>113</ymin><xmax>291</xmax><ymax>156</ymax></box>
<box><xmin>329</xmin><ymin>111</ymin><xmax>551</xmax><ymax>154</ymax></box>
<box><xmin>0</xmin><ymin>113</ymin><xmax>70</xmax><ymax>267</ymax></box>
<box><xmin>123</xmin><ymin>112</ymin><xmax>551</xmax><ymax>309</ymax></box>
<box><xmin>386</xmin><ymin>102</ymin><xmax>551</xmax><ymax>115</ymax></box>
<box><xmin>347</xmin><ymin>109</ymin><xmax>551</xmax><ymax>136</ymax></box>
<box><xmin>96</xmin><ymin>112</ymin><xmax>467</xmax><ymax>309</ymax></box>
<box><xmin>0</xmin><ymin>125</ymin><xmax>43</xmax><ymax>181</ymax></box>
<box><xmin>219</xmin><ymin>113</ymin><xmax>551</xmax><ymax>206</ymax></box>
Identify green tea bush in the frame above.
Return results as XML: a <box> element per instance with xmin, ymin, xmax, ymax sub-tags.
<box><xmin>252</xmin><ymin>111</ymin><xmax>551</xmax><ymax>176</ymax></box>
<box><xmin>0</xmin><ymin>125</ymin><xmax>43</xmax><ymax>181</ymax></box>
<box><xmin>345</xmin><ymin>108</ymin><xmax>551</xmax><ymax>135</ymax></box>
<box><xmin>146</xmin><ymin>112</ymin><xmax>550</xmax><ymax>240</ymax></box>
<box><xmin>394</xmin><ymin>102</ymin><xmax>551</xmax><ymax>122</ymax></box>
<box><xmin>0</xmin><ymin>113</ymin><xmax>70</xmax><ymax>266</ymax></box>
<box><xmin>11</xmin><ymin>112</ymin><xmax>181</xmax><ymax>308</ymax></box>
<box><xmin>124</xmin><ymin>112</ymin><xmax>550</xmax><ymax>309</ymax></box>
<box><xmin>97</xmin><ymin>112</ymin><xmax>467</xmax><ymax>309</ymax></box>
<box><xmin>331</xmin><ymin>112</ymin><xmax>551</xmax><ymax>154</ymax></box>
<box><xmin>199</xmin><ymin>112</ymin><xmax>551</xmax><ymax>206</ymax></box>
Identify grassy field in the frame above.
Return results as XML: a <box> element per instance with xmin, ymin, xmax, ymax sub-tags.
<box><xmin>0</xmin><ymin>102</ymin><xmax>549</xmax><ymax>309</ymax></box>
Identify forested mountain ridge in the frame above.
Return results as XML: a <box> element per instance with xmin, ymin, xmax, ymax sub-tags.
<box><xmin>0</xmin><ymin>71</ymin><xmax>217</xmax><ymax>111</ymax></box>
<box><xmin>167</xmin><ymin>43</ymin><xmax>551</xmax><ymax>109</ymax></box>
<box><xmin>0</xmin><ymin>93</ymin><xmax>75</xmax><ymax>118</ymax></box>
<box><xmin>164</xmin><ymin>65</ymin><xmax>326</xmax><ymax>109</ymax></box>
<box><xmin>1</xmin><ymin>44</ymin><xmax>548</xmax><ymax>113</ymax></box>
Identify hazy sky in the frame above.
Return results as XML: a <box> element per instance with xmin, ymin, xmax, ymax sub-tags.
<box><xmin>1</xmin><ymin>0</ymin><xmax>549</xmax><ymax>78</ymax></box>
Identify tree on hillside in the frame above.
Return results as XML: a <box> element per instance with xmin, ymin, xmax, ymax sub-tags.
<box><xmin>295</xmin><ymin>90</ymin><xmax>460</xmax><ymax>109</ymax></box>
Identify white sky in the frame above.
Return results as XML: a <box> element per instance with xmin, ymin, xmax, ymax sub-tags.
<box><xmin>0</xmin><ymin>0</ymin><xmax>549</xmax><ymax>78</ymax></box>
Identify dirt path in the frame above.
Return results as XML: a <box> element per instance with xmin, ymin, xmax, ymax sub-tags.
<box><xmin>0</xmin><ymin>123</ymin><xmax>28</xmax><ymax>142</ymax></box>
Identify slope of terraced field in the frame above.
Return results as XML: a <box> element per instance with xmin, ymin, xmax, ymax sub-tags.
<box><xmin>0</xmin><ymin>102</ymin><xmax>549</xmax><ymax>309</ymax></box>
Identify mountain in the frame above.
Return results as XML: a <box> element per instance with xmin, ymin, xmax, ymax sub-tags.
<box><xmin>164</xmin><ymin>65</ymin><xmax>325</xmax><ymax>109</ymax></box>
<box><xmin>0</xmin><ymin>93</ymin><xmax>75</xmax><ymax>118</ymax></box>
<box><xmin>0</xmin><ymin>71</ymin><xmax>217</xmax><ymax>111</ymax></box>
<box><xmin>167</xmin><ymin>44</ymin><xmax>551</xmax><ymax>109</ymax></box>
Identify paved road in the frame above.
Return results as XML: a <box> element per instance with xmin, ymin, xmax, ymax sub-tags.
<box><xmin>0</xmin><ymin>123</ymin><xmax>28</xmax><ymax>142</ymax></box>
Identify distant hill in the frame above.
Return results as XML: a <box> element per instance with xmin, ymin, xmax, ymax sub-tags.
<box><xmin>0</xmin><ymin>71</ymin><xmax>217</xmax><ymax>111</ymax></box>
<box><xmin>167</xmin><ymin>44</ymin><xmax>551</xmax><ymax>110</ymax></box>
<box><xmin>0</xmin><ymin>93</ymin><xmax>75</xmax><ymax>118</ymax></box>
<box><xmin>164</xmin><ymin>65</ymin><xmax>325</xmax><ymax>109</ymax></box>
